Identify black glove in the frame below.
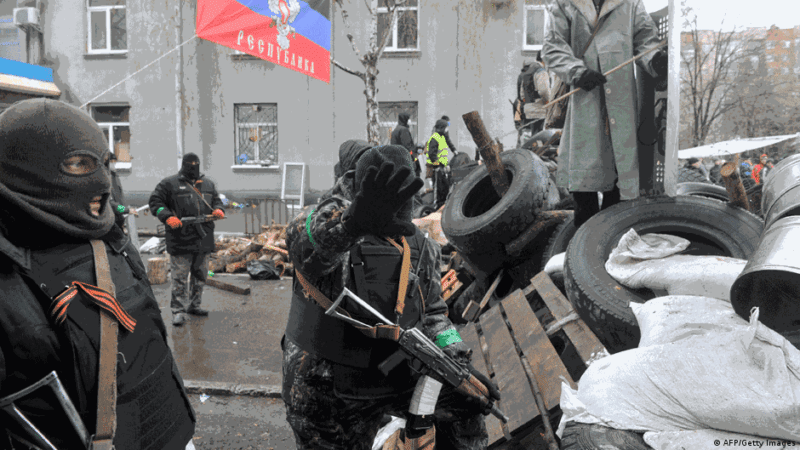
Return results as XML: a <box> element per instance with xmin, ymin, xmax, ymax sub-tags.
<box><xmin>651</xmin><ymin>48</ymin><xmax>668</xmax><ymax>77</ymax></box>
<box><xmin>574</xmin><ymin>68</ymin><xmax>607</xmax><ymax>91</ymax></box>
<box><xmin>342</xmin><ymin>162</ymin><xmax>424</xmax><ymax>237</ymax></box>
<box><xmin>458</xmin><ymin>363</ymin><xmax>501</xmax><ymax>416</ymax></box>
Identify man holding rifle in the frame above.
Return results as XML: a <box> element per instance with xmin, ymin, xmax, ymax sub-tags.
<box><xmin>542</xmin><ymin>0</ymin><xmax>667</xmax><ymax>227</ymax></box>
<box><xmin>281</xmin><ymin>145</ymin><xmax>501</xmax><ymax>449</ymax></box>
<box><xmin>149</xmin><ymin>152</ymin><xmax>225</xmax><ymax>326</ymax></box>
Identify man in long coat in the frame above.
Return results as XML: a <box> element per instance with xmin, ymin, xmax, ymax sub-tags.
<box><xmin>542</xmin><ymin>0</ymin><xmax>667</xmax><ymax>227</ymax></box>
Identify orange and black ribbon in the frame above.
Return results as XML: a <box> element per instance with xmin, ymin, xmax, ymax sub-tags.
<box><xmin>51</xmin><ymin>281</ymin><xmax>137</xmax><ymax>333</ymax></box>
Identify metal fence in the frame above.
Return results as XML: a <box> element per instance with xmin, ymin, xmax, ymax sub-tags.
<box><xmin>242</xmin><ymin>197</ymin><xmax>302</xmax><ymax>235</ymax></box>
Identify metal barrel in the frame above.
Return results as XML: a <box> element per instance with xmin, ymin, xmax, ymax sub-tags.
<box><xmin>761</xmin><ymin>154</ymin><xmax>800</xmax><ymax>228</ymax></box>
<box><xmin>730</xmin><ymin>216</ymin><xmax>800</xmax><ymax>333</ymax></box>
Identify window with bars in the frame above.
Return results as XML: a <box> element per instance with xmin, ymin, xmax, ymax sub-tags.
<box><xmin>87</xmin><ymin>0</ymin><xmax>126</xmax><ymax>54</ymax></box>
<box><xmin>90</xmin><ymin>104</ymin><xmax>131</xmax><ymax>163</ymax></box>
<box><xmin>377</xmin><ymin>0</ymin><xmax>418</xmax><ymax>52</ymax></box>
<box><xmin>523</xmin><ymin>2</ymin><xmax>548</xmax><ymax>51</ymax></box>
<box><xmin>234</xmin><ymin>104</ymin><xmax>278</xmax><ymax>166</ymax></box>
<box><xmin>378</xmin><ymin>102</ymin><xmax>418</xmax><ymax>146</ymax></box>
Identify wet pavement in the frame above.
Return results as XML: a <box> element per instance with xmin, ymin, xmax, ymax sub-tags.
<box><xmin>147</xmin><ymin>264</ymin><xmax>292</xmax><ymax>388</ymax></box>
<box><xmin>189</xmin><ymin>394</ymin><xmax>296</xmax><ymax>450</ymax></box>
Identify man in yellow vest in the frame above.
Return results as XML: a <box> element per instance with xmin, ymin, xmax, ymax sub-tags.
<box><xmin>425</xmin><ymin>119</ymin><xmax>450</xmax><ymax>207</ymax></box>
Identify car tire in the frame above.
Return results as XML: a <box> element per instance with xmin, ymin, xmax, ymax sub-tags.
<box><xmin>522</xmin><ymin>129</ymin><xmax>560</xmax><ymax>149</ymax></box>
<box><xmin>563</xmin><ymin>195</ymin><xmax>764</xmax><ymax>353</ymax></box>
<box><xmin>441</xmin><ymin>150</ymin><xmax>550</xmax><ymax>256</ymax></box>
<box><xmin>675</xmin><ymin>182</ymin><xmax>731</xmax><ymax>202</ymax></box>
<box><xmin>560</xmin><ymin>422</ymin><xmax>653</xmax><ymax>450</ymax></box>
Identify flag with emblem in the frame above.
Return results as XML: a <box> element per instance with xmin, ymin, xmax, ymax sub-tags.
<box><xmin>197</xmin><ymin>0</ymin><xmax>331</xmax><ymax>83</ymax></box>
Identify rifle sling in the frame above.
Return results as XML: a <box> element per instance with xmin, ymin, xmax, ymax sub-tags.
<box><xmin>184</xmin><ymin>181</ymin><xmax>215</xmax><ymax>212</ymax></box>
<box><xmin>89</xmin><ymin>240</ymin><xmax>118</xmax><ymax>450</ymax></box>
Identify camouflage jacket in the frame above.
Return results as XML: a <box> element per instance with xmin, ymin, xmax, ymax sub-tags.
<box><xmin>286</xmin><ymin>175</ymin><xmax>471</xmax><ymax>364</ymax></box>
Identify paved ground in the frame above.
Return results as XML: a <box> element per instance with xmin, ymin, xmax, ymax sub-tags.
<box><xmin>189</xmin><ymin>394</ymin><xmax>296</xmax><ymax>450</ymax></box>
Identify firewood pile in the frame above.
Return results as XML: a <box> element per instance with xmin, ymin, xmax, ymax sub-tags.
<box><xmin>207</xmin><ymin>223</ymin><xmax>293</xmax><ymax>276</ymax></box>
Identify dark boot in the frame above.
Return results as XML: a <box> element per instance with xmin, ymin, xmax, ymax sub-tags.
<box><xmin>572</xmin><ymin>192</ymin><xmax>600</xmax><ymax>229</ymax></box>
<box><xmin>172</xmin><ymin>313</ymin><xmax>188</xmax><ymax>326</ymax></box>
<box><xmin>187</xmin><ymin>307</ymin><xmax>209</xmax><ymax>316</ymax></box>
<box><xmin>601</xmin><ymin>184</ymin><xmax>621</xmax><ymax>210</ymax></box>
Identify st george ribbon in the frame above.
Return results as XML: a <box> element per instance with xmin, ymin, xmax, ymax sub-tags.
<box><xmin>197</xmin><ymin>0</ymin><xmax>331</xmax><ymax>83</ymax></box>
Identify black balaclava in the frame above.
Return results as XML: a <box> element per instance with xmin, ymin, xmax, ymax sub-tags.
<box><xmin>354</xmin><ymin>145</ymin><xmax>417</xmax><ymax>224</ymax></box>
<box><xmin>398</xmin><ymin>112</ymin><xmax>410</xmax><ymax>127</ymax></box>
<box><xmin>0</xmin><ymin>98</ymin><xmax>114</xmax><ymax>244</ymax></box>
<box><xmin>180</xmin><ymin>152</ymin><xmax>201</xmax><ymax>181</ymax></box>
<box><xmin>333</xmin><ymin>139</ymin><xmax>373</xmax><ymax>180</ymax></box>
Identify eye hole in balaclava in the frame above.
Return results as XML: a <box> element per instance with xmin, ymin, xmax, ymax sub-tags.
<box><xmin>61</xmin><ymin>150</ymin><xmax>108</xmax><ymax>176</ymax></box>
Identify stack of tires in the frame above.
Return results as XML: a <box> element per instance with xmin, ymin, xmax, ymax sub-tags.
<box><xmin>440</xmin><ymin>150</ymin><xmax>561</xmax><ymax>280</ymax></box>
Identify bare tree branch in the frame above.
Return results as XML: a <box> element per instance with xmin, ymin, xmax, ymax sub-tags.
<box><xmin>375</xmin><ymin>0</ymin><xmax>400</xmax><ymax>60</ymax></box>
<box><xmin>331</xmin><ymin>58</ymin><xmax>366</xmax><ymax>79</ymax></box>
<box><xmin>336</xmin><ymin>2</ymin><xmax>365</xmax><ymax>64</ymax></box>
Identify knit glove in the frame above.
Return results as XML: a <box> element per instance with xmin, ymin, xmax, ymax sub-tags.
<box><xmin>212</xmin><ymin>209</ymin><xmax>225</xmax><ymax>219</ymax></box>
<box><xmin>575</xmin><ymin>68</ymin><xmax>607</xmax><ymax>91</ymax></box>
<box><xmin>342</xmin><ymin>162</ymin><xmax>424</xmax><ymax>237</ymax></box>
<box><xmin>166</xmin><ymin>216</ymin><xmax>183</xmax><ymax>229</ymax></box>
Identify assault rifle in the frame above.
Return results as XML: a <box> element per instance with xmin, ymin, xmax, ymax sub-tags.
<box><xmin>324</xmin><ymin>288</ymin><xmax>509</xmax><ymax>423</ymax></box>
<box><xmin>179</xmin><ymin>214</ymin><xmax>225</xmax><ymax>238</ymax></box>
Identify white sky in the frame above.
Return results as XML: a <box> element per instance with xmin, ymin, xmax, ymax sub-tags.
<box><xmin>642</xmin><ymin>0</ymin><xmax>800</xmax><ymax>31</ymax></box>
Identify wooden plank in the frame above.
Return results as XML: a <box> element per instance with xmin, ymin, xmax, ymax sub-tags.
<box><xmin>460</xmin><ymin>324</ymin><xmax>504</xmax><ymax>445</ymax></box>
<box><xmin>462</xmin><ymin>111</ymin><xmax>510</xmax><ymax>197</ymax></box>
<box><xmin>479</xmin><ymin>307</ymin><xmax>538</xmax><ymax>438</ymax></box>
<box><xmin>531</xmin><ymin>272</ymin><xmax>607</xmax><ymax>364</ymax></box>
<box><xmin>442</xmin><ymin>280</ymin><xmax>463</xmax><ymax>303</ymax></box>
<box><xmin>501</xmin><ymin>290</ymin><xmax>573</xmax><ymax>410</ymax></box>
<box><xmin>206</xmin><ymin>277</ymin><xmax>252</xmax><ymax>295</ymax></box>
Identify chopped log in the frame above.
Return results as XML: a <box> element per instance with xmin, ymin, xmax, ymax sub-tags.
<box><xmin>208</xmin><ymin>252</ymin><xmax>247</xmax><ymax>273</ymax></box>
<box><xmin>206</xmin><ymin>278</ymin><xmax>251</xmax><ymax>295</ymax></box>
<box><xmin>505</xmin><ymin>211</ymin><xmax>571</xmax><ymax>256</ymax></box>
<box><xmin>147</xmin><ymin>257</ymin><xmax>169</xmax><ymax>285</ymax></box>
<box><xmin>274</xmin><ymin>260</ymin><xmax>287</xmax><ymax>277</ymax></box>
<box><xmin>720</xmin><ymin>161</ymin><xmax>750</xmax><ymax>211</ymax></box>
<box><xmin>226</xmin><ymin>260</ymin><xmax>249</xmax><ymax>273</ymax></box>
<box><xmin>462</xmin><ymin>111</ymin><xmax>510</xmax><ymax>197</ymax></box>
<box><xmin>282</xmin><ymin>262</ymin><xmax>294</xmax><ymax>277</ymax></box>
<box><xmin>246</xmin><ymin>252</ymin><xmax>258</xmax><ymax>262</ymax></box>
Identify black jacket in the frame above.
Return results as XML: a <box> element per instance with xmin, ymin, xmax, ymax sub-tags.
<box><xmin>0</xmin><ymin>225</ymin><xmax>195</xmax><ymax>449</ymax></box>
<box><xmin>149</xmin><ymin>173</ymin><xmax>224</xmax><ymax>254</ymax></box>
<box><xmin>391</xmin><ymin>123</ymin><xmax>415</xmax><ymax>155</ymax></box>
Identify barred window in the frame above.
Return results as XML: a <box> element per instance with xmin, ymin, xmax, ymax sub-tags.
<box><xmin>234</xmin><ymin>104</ymin><xmax>278</xmax><ymax>166</ymax></box>
<box><xmin>377</xmin><ymin>0</ymin><xmax>418</xmax><ymax>52</ymax></box>
<box><xmin>378</xmin><ymin>101</ymin><xmax>418</xmax><ymax>146</ymax></box>
<box><xmin>87</xmin><ymin>0</ymin><xmax>126</xmax><ymax>54</ymax></box>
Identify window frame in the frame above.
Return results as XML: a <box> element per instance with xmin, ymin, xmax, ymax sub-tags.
<box><xmin>376</xmin><ymin>1</ymin><xmax>420</xmax><ymax>53</ymax></box>
<box><xmin>86</xmin><ymin>1</ymin><xmax>127</xmax><ymax>55</ymax></box>
<box><xmin>89</xmin><ymin>103</ymin><xmax>132</xmax><ymax>169</ymax></box>
<box><xmin>233</xmin><ymin>103</ymin><xmax>279</xmax><ymax>169</ymax></box>
<box><xmin>523</xmin><ymin>4</ymin><xmax>549</xmax><ymax>52</ymax></box>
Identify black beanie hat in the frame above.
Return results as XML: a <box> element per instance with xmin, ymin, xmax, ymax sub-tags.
<box><xmin>434</xmin><ymin>119</ymin><xmax>448</xmax><ymax>132</ymax></box>
<box><xmin>355</xmin><ymin>145</ymin><xmax>417</xmax><ymax>222</ymax></box>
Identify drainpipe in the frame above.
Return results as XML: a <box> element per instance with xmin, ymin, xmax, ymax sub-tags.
<box><xmin>175</xmin><ymin>0</ymin><xmax>184</xmax><ymax>170</ymax></box>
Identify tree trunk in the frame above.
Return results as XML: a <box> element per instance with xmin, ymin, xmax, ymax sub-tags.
<box><xmin>365</xmin><ymin>64</ymin><xmax>381</xmax><ymax>144</ymax></box>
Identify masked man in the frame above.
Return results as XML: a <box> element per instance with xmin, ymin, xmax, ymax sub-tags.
<box><xmin>149</xmin><ymin>153</ymin><xmax>224</xmax><ymax>326</ymax></box>
<box><xmin>281</xmin><ymin>145</ymin><xmax>500</xmax><ymax>450</ymax></box>
<box><xmin>543</xmin><ymin>0</ymin><xmax>667</xmax><ymax>227</ymax></box>
<box><xmin>0</xmin><ymin>98</ymin><xmax>195</xmax><ymax>449</ymax></box>
<box><xmin>391</xmin><ymin>112</ymin><xmax>420</xmax><ymax>176</ymax></box>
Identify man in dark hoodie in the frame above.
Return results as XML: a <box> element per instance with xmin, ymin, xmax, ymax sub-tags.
<box><xmin>149</xmin><ymin>153</ymin><xmax>224</xmax><ymax>326</ymax></box>
<box><xmin>282</xmin><ymin>145</ymin><xmax>499</xmax><ymax>449</ymax></box>
<box><xmin>391</xmin><ymin>112</ymin><xmax>420</xmax><ymax>176</ymax></box>
<box><xmin>0</xmin><ymin>98</ymin><xmax>195</xmax><ymax>449</ymax></box>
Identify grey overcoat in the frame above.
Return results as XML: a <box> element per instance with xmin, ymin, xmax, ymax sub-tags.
<box><xmin>542</xmin><ymin>0</ymin><xmax>662</xmax><ymax>199</ymax></box>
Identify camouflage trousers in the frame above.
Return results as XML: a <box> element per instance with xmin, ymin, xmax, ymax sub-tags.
<box><xmin>281</xmin><ymin>339</ymin><xmax>489</xmax><ymax>450</ymax></box>
<box><xmin>169</xmin><ymin>252</ymin><xmax>210</xmax><ymax>314</ymax></box>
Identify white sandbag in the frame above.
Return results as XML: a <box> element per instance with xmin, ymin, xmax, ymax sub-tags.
<box><xmin>575</xmin><ymin>305</ymin><xmax>800</xmax><ymax>441</ymax></box>
<box><xmin>139</xmin><ymin>236</ymin><xmax>162</xmax><ymax>253</ymax></box>
<box><xmin>631</xmin><ymin>296</ymin><xmax>745</xmax><ymax>348</ymax></box>
<box><xmin>643</xmin><ymin>429</ymin><xmax>800</xmax><ymax>450</ymax></box>
<box><xmin>544</xmin><ymin>252</ymin><xmax>565</xmax><ymax>278</ymax></box>
<box><xmin>371</xmin><ymin>416</ymin><xmax>406</xmax><ymax>450</ymax></box>
<box><xmin>556</xmin><ymin>383</ymin><xmax>622</xmax><ymax>439</ymax></box>
<box><xmin>605</xmin><ymin>228</ymin><xmax>747</xmax><ymax>301</ymax></box>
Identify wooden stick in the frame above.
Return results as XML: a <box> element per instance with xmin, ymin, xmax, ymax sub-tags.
<box><xmin>462</xmin><ymin>111</ymin><xmax>510</xmax><ymax>197</ymax></box>
<box><xmin>720</xmin><ymin>156</ymin><xmax>750</xmax><ymax>211</ymax></box>
<box><xmin>505</xmin><ymin>211</ymin><xmax>571</xmax><ymax>256</ymax></box>
<box><xmin>462</xmin><ymin>270</ymin><xmax>505</xmax><ymax>322</ymax></box>
<box><xmin>206</xmin><ymin>277</ymin><xmax>251</xmax><ymax>295</ymax></box>
<box><xmin>545</xmin><ymin>41</ymin><xmax>667</xmax><ymax>109</ymax></box>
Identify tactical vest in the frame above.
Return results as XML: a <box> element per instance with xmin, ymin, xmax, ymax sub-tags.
<box><xmin>425</xmin><ymin>133</ymin><xmax>449</xmax><ymax>166</ymax></box>
<box><xmin>3</xmin><ymin>227</ymin><xmax>195</xmax><ymax>450</ymax></box>
<box><xmin>284</xmin><ymin>230</ymin><xmax>429</xmax><ymax>396</ymax></box>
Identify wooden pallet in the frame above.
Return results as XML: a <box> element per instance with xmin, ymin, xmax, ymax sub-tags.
<box><xmin>459</xmin><ymin>272</ymin><xmax>608</xmax><ymax>448</ymax></box>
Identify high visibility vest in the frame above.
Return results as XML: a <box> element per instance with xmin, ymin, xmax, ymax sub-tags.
<box><xmin>425</xmin><ymin>133</ymin><xmax>449</xmax><ymax>166</ymax></box>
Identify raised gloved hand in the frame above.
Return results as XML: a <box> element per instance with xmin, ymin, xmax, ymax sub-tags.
<box><xmin>575</xmin><ymin>68</ymin><xmax>607</xmax><ymax>91</ymax></box>
<box><xmin>342</xmin><ymin>161</ymin><xmax>424</xmax><ymax>237</ymax></box>
<box><xmin>166</xmin><ymin>216</ymin><xmax>183</xmax><ymax>229</ymax></box>
<box><xmin>651</xmin><ymin>48</ymin><xmax>668</xmax><ymax>77</ymax></box>
<box><xmin>212</xmin><ymin>209</ymin><xmax>225</xmax><ymax>219</ymax></box>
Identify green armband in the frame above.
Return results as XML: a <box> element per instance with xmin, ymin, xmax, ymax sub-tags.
<box><xmin>116</xmin><ymin>204</ymin><xmax>126</xmax><ymax>214</ymax></box>
<box><xmin>305</xmin><ymin>209</ymin><xmax>317</xmax><ymax>249</ymax></box>
<box><xmin>434</xmin><ymin>329</ymin><xmax>463</xmax><ymax>348</ymax></box>
<box><xmin>156</xmin><ymin>206</ymin><xmax>165</xmax><ymax>216</ymax></box>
